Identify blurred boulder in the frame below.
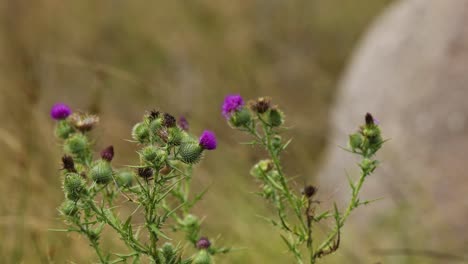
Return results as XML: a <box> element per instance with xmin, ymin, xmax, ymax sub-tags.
<box><xmin>318</xmin><ymin>0</ymin><xmax>468</xmax><ymax>262</ymax></box>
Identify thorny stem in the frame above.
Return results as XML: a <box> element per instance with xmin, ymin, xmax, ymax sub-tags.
<box><xmin>86</xmin><ymin>199</ymin><xmax>148</xmax><ymax>254</ymax></box>
<box><xmin>314</xmin><ymin>161</ymin><xmax>370</xmax><ymax>258</ymax></box>
<box><xmin>236</xmin><ymin>103</ymin><xmax>383</xmax><ymax>264</ymax></box>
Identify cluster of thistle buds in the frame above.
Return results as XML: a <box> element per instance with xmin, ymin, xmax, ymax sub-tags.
<box><xmin>50</xmin><ymin>102</ymin><xmax>226</xmax><ymax>264</ymax></box>
<box><xmin>222</xmin><ymin>95</ymin><xmax>284</xmax><ymax>129</ymax></box>
<box><xmin>222</xmin><ymin>95</ymin><xmax>384</xmax><ymax>264</ymax></box>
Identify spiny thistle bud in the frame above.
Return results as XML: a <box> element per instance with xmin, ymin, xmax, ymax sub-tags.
<box><xmin>141</xmin><ymin>146</ymin><xmax>167</xmax><ymax>168</ymax></box>
<box><xmin>196</xmin><ymin>237</ymin><xmax>211</xmax><ymax>249</ymax></box>
<box><xmin>222</xmin><ymin>94</ymin><xmax>244</xmax><ymax>119</ymax></box>
<box><xmin>302</xmin><ymin>185</ymin><xmax>318</xmax><ymax>198</ymax></box>
<box><xmin>137</xmin><ymin>167</ymin><xmax>153</xmax><ymax>180</ymax></box>
<box><xmin>69</xmin><ymin>112</ymin><xmax>99</xmax><ymax>132</ymax></box>
<box><xmin>360</xmin><ymin>113</ymin><xmax>383</xmax><ymax>155</ymax></box>
<box><xmin>182</xmin><ymin>214</ymin><xmax>200</xmax><ymax>227</ymax></box>
<box><xmin>193</xmin><ymin>250</ymin><xmax>212</xmax><ymax>264</ymax></box>
<box><xmin>100</xmin><ymin>145</ymin><xmax>114</xmax><ymax>162</ymax></box>
<box><xmin>360</xmin><ymin>158</ymin><xmax>378</xmax><ymax>175</ymax></box>
<box><xmin>249</xmin><ymin>97</ymin><xmax>271</xmax><ymax>114</ymax></box>
<box><xmin>229</xmin><ymin>108</ymin><xmax>251</xmax><ymax>127</ymax></box>
<box><xmin>178</xmin><ymin>116</ymin><xmax>189</xmax><ymax>131</ymax></box>
<box><xmin>89</xmin><ymin>160</ymin><xmax>113</xmax><ymax>184</ymax></box>
<box><xmin>168</xmin><ymin>127</ymin><xmax>184</xmax><ymax>146</ymax></box>
<box><xmin>50</xmin><ymin>103</ymin><xmax>72</xmax><ymax>120</ymax></box>
<box><xmin>161</xmin><ymin>243</ymin><xmax>176</xmax><ymax>261</ymax></box>
<box><xmin>179</xmin><ymin>142</ymin><xmax>203</xmax><ymax>164</ymax></box>
<box><xmin>61</xmin><ymin>155</ymin><xmax>77</xmax><ymax>173</ymax></box>
<box><xmin>55</xmin><ymin>120</ymin><xmax>75</xmax><ymax>139</ymax></box>
<box><xmin>250</xmin><ymin>159</ymin><xmax>274</xmax><ymax>178</ymax></box>
<box><xmin>149</xmin><ymin>118</ymin><xmax>163</xmax><ymax>134</ymax></box>
<box><xmin>115</xmin><ymin>170</ymin><xmax>134</xmax><ymax>188</ymax></box>
<box><xmin>163</xmin><ymin>113</ymin><xmax>176</xmax><ymax>127</ymax></box>
<box><xmin>199</xmin><ymin>130</ymin><xmax>217</xmax><ymax>150</ymax></box>
<box><xmin>148</xmin><ymin>109</ymin><xmax>161</xmax><ymax>121</ymax></box>
<box><xmin>132</xmin><ymin>122</ymin><xmax>150</xmax><ymax>143</ymax></box>
<box><xmin>348</xmin><ymin>133</ymin><xmax>363</xmax><ymax>151</ymax></box>
<box><xmin>59</xmin><ymin>200</ymin><xmax>79</xmax><ymax>217</ymax></box>
<box><xmin>268</xmin><ymin>107</ymin><xmax>284</xmax><ymax>127</ymax></box>
<box><xmin>64</xmin><ymin>133</ymin><xmax>90</xmax><ymax>159</ymax></box>
<box><xmin>141</xmin><ymin>145</ymin><xmax>158</xmax><ymax>162</ymax></box>
<box><xmin>63</xmin><ymin>173</ymin><xmax>86</xmax><ymax>201</ymax></box>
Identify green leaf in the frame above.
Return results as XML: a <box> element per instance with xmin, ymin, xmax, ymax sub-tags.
<box><xmin>314</xmin><ymin>210</ymin><xmax>331</xmax><ymax>221</ymax></box>
<box><xmin>280</xmin><ymin>234</ymin><xmax>294</xmax><ymax>251</ymax></box>
<box><xmin>149</xmin><ymin>224</ymin><xmax>172</xmax><ymax>240</ymax></box>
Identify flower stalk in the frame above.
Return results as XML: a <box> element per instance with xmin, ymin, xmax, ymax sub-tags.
<box><xmin>223</xmin><ymin>95</ymin><xmax>385</xmax><ymax>263</ymax></box>
<box><xmin>50</xmin><ymin>103</ymin><xmax>229</xmax><ymax>263</ymax></box>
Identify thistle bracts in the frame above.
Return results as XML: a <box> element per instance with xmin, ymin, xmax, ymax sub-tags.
<box><xmin>225</xmin><ymin>95</ymin><xmax>385</xmax><ymax>264</ymax></box>
<box><xmin>50</xmin><ymin>103</ymin><xmax>229</xmax><ymax>263</ymax></box>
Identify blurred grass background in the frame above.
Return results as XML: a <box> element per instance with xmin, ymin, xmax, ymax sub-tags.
<box><xmin>0</xmin><ymin>0</ymin><xmax>392</xmax><ymax>263</ymax></box>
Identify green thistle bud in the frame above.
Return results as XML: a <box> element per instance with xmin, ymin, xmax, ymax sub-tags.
<box><xmin>193</xmin><ymin>250</ymin><xmax>212</xmax><ymax>264</ymax></box>
<box><xmin>115</xmin><ymin>170</ymin><xmax>134</xmax><ymax>188</ymax></box>
<box><xmin>89</xmin><ymin>160</ymin><xmax>113</xmax><ymax>184</ymax></box>
<box><xmin>362</xmin><ymin>126</ymin><xmax>379</xmax><ymax>138</ymax></box>
<box><xmin>168</xmin><ymin>127</ymin><xmax>184</xmax><ymax>146</ymax></box>
<box><xmin>229</xmin><ymin>108</ymin><xmax>251</xmax><ymax>127</ymax></box>
<box><xmin>141</xmin><ymin>145</ymin><xmax>158</xmax><ymax>162</ymax></box>
<box><xmin>149</xmin><ymin>118</ymin><xmax>163</xmax><ymax>134</ymax></box>
<box><xmin>268</xmin><ymin>108</ymin><xmax>284</xmax><ymax>127</ymax></box>
<box><xmin>360</xmin><ymin>158</ymin><xmax>378</xmax><ymax>175</ymax></box>
<box><xmin>141</xmin><ymin>146</ymin><xmax>167</xmax><ymax>168</ymax></box>
<box><xmin>250</xmin><ymin>159</ymin><xmax>273</xmax><ymax>178</ymax></box>
<box><xmin>63</xmin><ymin>133</ymin><xmax>90</xmax><ymax>159</ymax></box>
<box><xmin>161</xmin><ymin>243</ymin><xmax>176</xmax><ymax>261</ymax></box>
<box><xmin>179</xmin><ymin>142</ymin><xmax>203</xmax><ymax>164</ymax></box>
<box><xmin>60</xmin><ymin>200</ymin><xmax>79</xmax><ymax>216</ymax></box>
<box><xmin>63</xmin><ymin>173</ymin><xmax>86</xmax><ymax>201</ymax></box>
<box><xmin>55</xmin><ymin>120</ymin><xmax>75</xmax><ymax>140</ymax></box>
<box><xmin>132</xmin><ymin>122</ymin><xmax>150</xmax><ymax>143</ymax></box>
<box><xmin>182</xmin><ymin>214</ymin><xmax>200</xmax><ymax>227</ymax></box>
<box><xmin>348</xmin><ymin>133</ymin><xmax>363</xmax><ymax>151</ymax></box>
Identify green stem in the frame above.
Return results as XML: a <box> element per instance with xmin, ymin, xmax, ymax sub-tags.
<box><xmin>314</xmin><ymin>168</ymin><xmax>368</xmax><ymax>256</ymax></box>
<box><xmin>86</xmin><ymin>200</ymin><xmax>148</xmax><ymax>254</ymax></box>
<box><xmin>90</xmin><ymin>238</ymin><xmax>107</xmax><ymax>264</ymax></box>
<box><xmin>259</xmin><ymin>120</ymin><xmax>307</xmax><ymax>233</ymax></box>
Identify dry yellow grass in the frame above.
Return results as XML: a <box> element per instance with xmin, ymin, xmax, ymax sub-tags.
<box><xmin>0</xmin><ymin>1</ymin><xmax>391</xmax><ymax>263</ymax></box>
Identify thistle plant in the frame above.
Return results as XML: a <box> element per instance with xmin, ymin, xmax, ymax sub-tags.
<box><xmin>50</xmin><ymin>103</ymin><xmax>229</xmax><ymax>264</ymax></box>
<box><xmin>222</xmin><ymin>95</ymin><xmax>384</xmax><ymax>263</ymax></box>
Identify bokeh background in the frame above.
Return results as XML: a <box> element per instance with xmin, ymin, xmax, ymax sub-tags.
<box><xmin>5</xmin><ymin>0</ymin><xmax>466</xmax><ymax>263</ymax></box>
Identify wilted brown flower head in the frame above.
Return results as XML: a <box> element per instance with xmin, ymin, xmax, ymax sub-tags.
<box><xmin>249</xmin><ymin>97</ymin><xmax>271</xmax><ymax>114</ymax></box>
<box><xmin>69</xmin><ymin>112</ymin><xmax>100</xmax><ymax>132</ymax></box>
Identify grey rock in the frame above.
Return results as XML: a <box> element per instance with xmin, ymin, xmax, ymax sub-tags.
<box><xmin>318</xmin><ymin>0</ymin><xmax>468</xmax><ymax>262</ymax></box>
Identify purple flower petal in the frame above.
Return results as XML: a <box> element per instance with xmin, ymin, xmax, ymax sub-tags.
<box><xmin>51</xmin><ymin>103</ymin><xmax>72</xmax><ymax>120</ymax></box>
<box><xmin>178</xmin><ymin>116</ymin><xmax>189</xmax><ymax>131</ymax></box>
<box><xmin>222</xmin><ymin>94</ymin><xmax>244</xmax><ymax>119</ymax></box>
<box><xmin>199</xmin><ymin>130</ymin><xmax>217</xmax><ymax>150</ymax></box>
<box><xmin>196</xmin><ymin>237</ymin><xmax>211</xmax><ymax>249</ymax></box>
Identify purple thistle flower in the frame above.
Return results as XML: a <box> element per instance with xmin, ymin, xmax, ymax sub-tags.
<box><xmin>199</xmin><ymin>130</ymin><xmax>217</xmax><ymax>150</ymax></box>
<box><xmin>365</xmin><ymin>112</ymin><xmax>380</xmax><ymax>125</ymax></box>
<box><xmin>50</xmin><ymin>103</ymin><xmax>72</xmax><ymax>120</ymax></box>
<box><xmin>178</xmin><ymin>116</ymin><xmax>189</xmax><ymax>131</ymax></box>
<box><xmin>222</xmin><ymin>94</ymin><xmax>244</xmax><ymax>119</ymax></box>
<box><xmin>100</xmin><ymin>145</ymin><xmax>114</xmax><ymax>162</ymax></box>
<box><xmin>196</xmin><ymin>237</ymin><xmax>211</xmax><ymax>249</ymax></box>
